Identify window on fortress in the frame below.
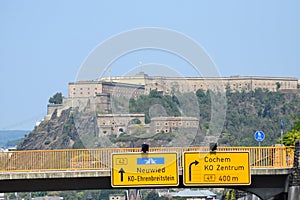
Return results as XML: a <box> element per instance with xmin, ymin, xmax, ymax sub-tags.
<box><xmin>80</xmin><ymin>88</ymin><xmax>83</xmax><ymax>90</ymax></box>
<box><xmin>73</xmin><ymin>92</ymin><xmax>75</xmax><ymax>95</ymax></box>
<box><xmin>156</xmin><ymin>129</ymin><xmax>160</xmax><ymax>133</ymax></box>
<box><xmin>156</xmin><ymin>122</ymin><xmax>160</xmax><ymax>126</ymax></box>
<box><xmin>165</xmin><ymin>129</ymin><xmax>169</xmax><ymax>133</ymax></box>
<box><xmin>165</xmin><ymin>122</ymin><xmax>168</xmax><ymax>126</ymax></box>
<box><xmin>73</xmin><ymin>88</ymin><xmax>75</xmax><ymax>90</ymax></box>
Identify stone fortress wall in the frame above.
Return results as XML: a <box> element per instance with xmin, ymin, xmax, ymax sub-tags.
<box><xmin>100</xmin><ymin>74</ymin><xmax>298</xmax><ymax>95</ymax></box>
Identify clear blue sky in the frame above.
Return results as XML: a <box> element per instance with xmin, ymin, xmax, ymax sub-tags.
<box><xmin>0</xmin><ymin>0</ymin><xmax>299</xmax><ymax>130</ymax></box>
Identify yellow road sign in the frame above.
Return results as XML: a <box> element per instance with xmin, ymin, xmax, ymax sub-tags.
<box><xmin>183</xmin><ymin>151</ymin><xmax>250</xmax><ymax>186</ymax></box>
<box><xmin>111</xmin><ymin>152</ymin><xmax>178</xmax><ymax>187</ymax></box>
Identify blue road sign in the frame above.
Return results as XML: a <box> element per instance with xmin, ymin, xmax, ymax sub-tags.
<box><xmin>254</xmin><ymin>131</ymin><xmax>265</xmax><ymax>142</ymax></box>
<box><xmin>137</xmin><ymin>157</ymin><xmax>165</xmax><ymax>165</ymax></box>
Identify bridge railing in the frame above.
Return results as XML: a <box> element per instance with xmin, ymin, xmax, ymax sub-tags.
<box><xmin>0</xmin><ymin>146</ymin><xmax>294</xmax><ymax>172</ymax></box>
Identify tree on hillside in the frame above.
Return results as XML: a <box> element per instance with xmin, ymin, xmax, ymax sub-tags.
<box><xmin>49</xmin><ymin>92</ymin><xmax>63</xmax><ymax>104</ymax></box>
<box><xmin>291</xmin><ymin>115</ymin><xmax>300</xmax><ymax>131</ymax></box>
<box><xmin>276</xmin><ymin>82</ymin><xmax>281</xmax><ymax>90</ymax></box>
<box><xmin>280</xmin><ymin>130</ymin><xmax>300</xmax><ymax>146</ymax></box>
<box><xmin>278</xmin><ymin>115</ymin><xmax>300</xmax><ymax>146</ymax></box>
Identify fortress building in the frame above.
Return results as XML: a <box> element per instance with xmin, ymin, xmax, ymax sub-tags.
<box><xmin>69</xmin><ymin>74</ymin><xmax>298</xmax><ymax>99</ymax></box>
<box><xmin>68</xmin><ymin>81</ymin><xmax>145</xmax><ymax>99</ymax></box>
<box><xmin>47</xmin><ymin>74</ymin><xmax>299</xmax><ymax>136</ymax></box>
<box><xmin>150</xmin><ymin>116</ymin><xmax>199</xmax><ymax>134</ymax></box>
<box><xmin>97</xmin><ymin>113</ymin><xmax>145</xmax><ymax>135</ymax></box>
<box><xmin>100</xmin><ymin>74</ymin><xmax>298</xmax><ymax>94</ymax></box>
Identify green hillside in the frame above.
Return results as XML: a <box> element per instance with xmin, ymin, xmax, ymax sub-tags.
<box><xmin>18</xmin><ymin>88</ymin><xmax>300</xmax><ymax>150</ymax></box>
<box><xmin>129</xmin><ymin>88</ymin><xmax>300</xmax><ymax>146</ymax></box>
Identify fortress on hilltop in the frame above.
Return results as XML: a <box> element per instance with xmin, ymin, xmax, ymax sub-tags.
<box><xmin>47</xmin><ymin>74</ymin><xmax>299</xmax><ymax>138</ymax></box>
<box><xmin>69</xmin><ymin>73</ymin><xmax>298</xmax><ymax>98</ymax></box>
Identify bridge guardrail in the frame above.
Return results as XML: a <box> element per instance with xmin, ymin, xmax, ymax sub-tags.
<box><xmin>0</xmin><ymin>146</ymin><xmax>294</xmax><ymax>172</ymax></box>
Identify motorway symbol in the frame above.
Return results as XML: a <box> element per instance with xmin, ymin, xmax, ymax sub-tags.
<box><xmin>137</xmin><ymin>157</ymin><xmax>164</xmax><ymax>165</ymax></box>
<box><xmin>254</xmin><ymin>131</ymin><xmax>265</xmax><ymax>142</ymax></box>
<box><xmin>189</xmin><ymin>160</ymin><xmax>199</xmax><ymax>181</ymax></box>
<box><xmin>119</xmin><ymin>168</ymin><xmax>125</xmax><ymax>182</ymax></box>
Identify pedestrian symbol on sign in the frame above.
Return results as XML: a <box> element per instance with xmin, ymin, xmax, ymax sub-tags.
<box><xmin>254</xmin><ymin>131</ymin><xmax>265</xmax><ymax>146</ymax></box>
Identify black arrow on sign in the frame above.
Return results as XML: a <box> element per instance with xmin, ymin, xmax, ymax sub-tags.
<box><xmin>119</xmin><ymin>168</ymin><xmax>125</xmax><ymax>182</ymax></box>
<box><xmin>189</xmin><ymin>160</ymin><xmax>199</xmax><ymax>182</ymax></box>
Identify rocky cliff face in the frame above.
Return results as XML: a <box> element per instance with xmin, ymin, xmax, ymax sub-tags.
<box><xmin>17</xmin><ymin>107</ymin><xmax>203</xmax><ymax>150</ymax></box>
<box><xmin>17</xmin><ymin>106</ymin><xmax>114</xmax><ymax>150</ymax></box>
<box><xmin>18</xmin><ymin>108</ymin><xmax>81</xmax><ymax>150</ymax></box>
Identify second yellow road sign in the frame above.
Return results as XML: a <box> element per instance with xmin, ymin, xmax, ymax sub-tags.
<box><xmin>183</xmin><ymin>151</ymin><xmax>250</xmax><ymax>186</ymax></box>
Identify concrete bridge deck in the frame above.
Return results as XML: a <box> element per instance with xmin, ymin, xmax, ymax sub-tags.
<box><xmin>0</xmin><ymin>146</ymin><xmax>297</xmax><ymax>200</ymax></box>
<box><xmin>0</xmin><ymin>168</ymin><xmax>292</xmax><ymax>199</ymax></box>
